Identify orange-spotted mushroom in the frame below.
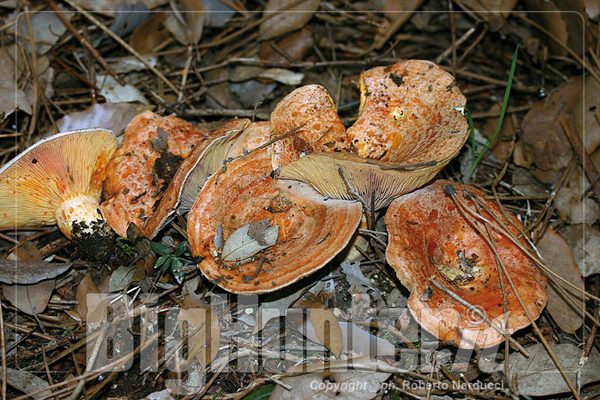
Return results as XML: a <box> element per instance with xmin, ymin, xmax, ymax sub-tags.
<box><xmin>385</xmin><ymin>180</ymin><xmax>547</xmax><ymax>348</ymax></box>
<box><xmin>101</xmin><ymin>111</ymin><xmax>211</xmax><ymax>238</ymax></box>
<box><xmin>278</xmin><ymin>61</ymin><xmax>468</xmax><ymax>222</ymax></box>
<box><xmin>187</xmin><ymin>148</ymin><xmax>362</xmax><ymax>294</ymax></box>
<box><xmin>0</xmin><ymin>129</ymin><xmax>117</xmax><ymax>240</ymax></box>
<box><xmin>270</xmin><ymin>84</ymin><xmax>349</xmax><ymax>170</ymax></box>
<box><xmin>348</xmin><ymin>60</ymin><xmax>467</xmax><ymax>163</ymax></box>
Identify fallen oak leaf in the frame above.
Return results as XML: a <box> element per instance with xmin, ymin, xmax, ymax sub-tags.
<box><xmin>537</xmin><ymin>228</ymin><xmax>584</xmax><ymax>333</ymax></box>
<box><xmin>496</xmin><ymin>343</ymin><xmax>600</xmax><ymax>396</ymax></box>
<box><xmin>221</xmin><ymin>219</ymin><xmax>279</xmax><ymax>262</ymax></box>
<box><xmin>0</xmin><ymin>258</ymin><xmax>71</xmax><ymax>285</ymax></box>
<box><xmin>2</xmin><ymin>279</ymin><xmax>54</xmax><ymax>316</ymax></box>
<box><xmin>178</xmin><ymin>288</ymin><xmax>221</xmax><ymax>368</ymax></box>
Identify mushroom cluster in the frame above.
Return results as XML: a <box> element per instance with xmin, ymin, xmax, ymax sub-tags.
<box><xmin>0</xmin><ymin>59</ymin><xmax>548</xmax><ymax>348</ymax></box>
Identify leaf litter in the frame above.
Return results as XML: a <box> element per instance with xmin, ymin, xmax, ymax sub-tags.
<box><xmin>1</xmin><ymin>0</ymin><xmax>600</xmax><ymax>398</ymax></box>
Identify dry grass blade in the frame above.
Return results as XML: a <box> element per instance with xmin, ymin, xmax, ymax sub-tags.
<box><xmin>450</xmin><ymin>190</ymin><xmax>581</xmax><ymax>400</ymax></box>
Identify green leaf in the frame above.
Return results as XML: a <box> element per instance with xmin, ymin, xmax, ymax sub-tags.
<box><xmin>241</xmin><ymin>384</ymin><xmax>275</xmax><ymax>400</ymax></box>
<box><xmin>155</xmin><ymin>255</ymin><xmax>169</xmax><ymax>268</ymax></box>
<box><xmin>150</xmin><ymin>241</ymin><xmax>170</xmax><ymax>256</ymax></box>
<box><xmin>161</xmin><ymin>258</ymin><xmax>173</xmax><ymax>275</ymax></box>
<box><xmin>174</xmin><ymin>240</ymin><xmax>188</xmax><ymax>257</ymax></box>
<box><xmin>171</xmin><ymin>258</ymin><xmax>183</xmax><ymax>272</ymax></box>
<box><xmin>467</xmin><ymin>46</ymin><xmax>519</xmax><ymax>182</ymax></box>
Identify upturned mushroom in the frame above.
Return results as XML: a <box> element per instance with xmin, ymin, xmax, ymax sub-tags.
<box><xmin>270</xmin><ymin>84</ymin><xmax>349</xmax><ymax>170</ymax></box>
<box><xmin>101</xmin><ymin>111</ymin><xmax>211</xmax><ymax>238</ymax></box>
<box><xmin>187</xmin><ymin>148</ymin><xmax>362</xmax><ymax>294</ymax></box>
<box><xmin>0</xmin><ymin>129</ymin><xmax>117</xmax><ymax>239</ymax></box>
<box><xmin>385</xmin><ymin>180</ymin><xmax>547</xmax><ymax>348</ymax></box>
<box><xmin>278</xmin><ymin>60</ymin><xmax>468</xmax><ymax>218</ymax></box>
<box><xmin>147</xmin><ymin>118</ymin><xmax>252</xmax><ymax>236</ymax></box>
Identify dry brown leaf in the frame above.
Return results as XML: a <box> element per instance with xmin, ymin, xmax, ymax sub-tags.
<box><xmin>308</xmin><ymin>308</ymin><xmax>344</xmax><ymax>357</ymax></box>
<box><xmin>573</xmin><ymin>73</ymin><xmax>600</xmax><ymax>154</ymax></box>
<box><xmin>372</xmin><ymin>0</ymin><xmax>423</xmax><ymax>50</ymax></box>
<box><xmin>259</xmin><ymin>0</ymin><xmax>320</xmax><ymax>40</ymax></box>
<box><xmin>524</xmin><ymin>0</ymin><xmax>586</xmax><ymax>57</ymax></box>
<box><xmin>181</xmin><ymin>0</ymin><xmax>205</xmax><ymax>44</ymax></box>
<box><xmin>482</xmin><ymin>103</ymin><xmax>515</xmax><ymax>162</ymax></box>
<box><xmin>0</xmin><ymin>259</ymin><xmax>71</xmax><ymax>285</ymax></box>
<box><xmin>537</xmin><ymin>229</ymin><xmax>584</xmax><ymax>333</ymax></box>
<box><xmin>555</xmin><ymin>183</ymin><xmax>600</xmax><ymax>225</ymax></box>
<box><xmin>2</xmin><ymin>279</ymin><xmax>54</xmax><ymax>316</ymax></box>
<box><xmin>129</xmin><ymin>13</ymin><xmax>171</xmax><ymax>54</ymax></box>
<box><xmin>0</xmin><ymin>367</ymin><xmax>51</xmax><ymax>399</ymax></box>
<box><xmin>498</xmin><ymin>343</ymin><xmax>600</xmax><ymax>396</ymax></box>
<box><xmin>521</xmin><ymin>77</ymin><xmax>581</xmax><ymax>182</ymax></box>
<box><xmin>178</xmin><ymin>289</ymin><xmax>220</xmax><ymax>368</ymax></box>
<box><xmin>560</xmin><ymin>224</ymin><xmax>600</xmax><ymax>277</ymax></box>
<box><xmin>72</xmin><ymin>0</ymin><xmax>168</xmax><ymax>17</ymax></box>
<box><xmin>259</xmin><ymin>28</ymin><xmax>314</xmax><ymax>65</ymax></box>
<box><xmin>75</xmin><ymin>272</ymin><xmax>102</xmax><ymax>321</ymax></box>
<box><xmin>57</xmin><ymin>102</ymin><xmax>149</xmax><ymax>135</ymax></box>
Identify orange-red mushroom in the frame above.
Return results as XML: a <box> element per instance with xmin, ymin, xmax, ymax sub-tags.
<box><xmin>0</xmin><ymin>129</ymin><xmax>117</xmax><ymax>239</ymax></box>
<box><xmin>277</xmin><ymin>61</ymin><xmax>468</xmax><ymax>215</ymax></box>
<box><xmin>270</xmin><ymin>84</ymin><xmax>349</xmax><ymax>170</ymax></box>
<box><xmin>187</xmin><ymin>148</ymin><xmax>362</xmax><ymax>294</ymax></box>
<box><xmin>348</xmin><ymin>60</ymin><xmax>467</xmax><ymax>163</ymax></box>
<box><xmin>385</xmin><ymin>180</ymin><xmax>547</xmax><ymax>348</ymax></box>
<box><xmin>101</xmin><ymin>111</ymin><xmax>210</xmax><ymax>237</ymax></box>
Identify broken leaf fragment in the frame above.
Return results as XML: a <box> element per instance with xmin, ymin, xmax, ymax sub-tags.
<box><xmin>221</xmin><ymin>219</ymin><xmax>279</xmax><ymax>262</ymax></box>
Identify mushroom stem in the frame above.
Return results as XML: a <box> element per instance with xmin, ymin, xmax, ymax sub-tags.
<box><xmin>55</xmin><ymin>194</ymin><xmax>104</xmax><ymax>239</ymax></box>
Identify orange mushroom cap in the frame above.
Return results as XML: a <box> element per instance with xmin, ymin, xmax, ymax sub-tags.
<box><xmin>226</xmin><ymin>121</ymin><xmax>271</xmax><ymax>159</ymax></box>
<box><xmin>270</xmin><ymin>84</ymin><xmax>349</xmax><ymax>170</ymax></box>
<box><xmin>385</xmin><ymin>180</ymin><xmax>547</xmax><ymax>348</ymax></box>
<box><xmin>348</xmin><ymin>60</ymin><xmax>467</xmax><ymax>163</ymax></box>
<box><xmin>150</xmin><ymin>118</ymin><xmax>251</xmax><ymax>234</ymax></box>
<box><xmin>0</xmin><ymin>129</ymin><xmax>117</xmax><ymax>239</ymax></box>
<box><xmin>187</xmin><ymin>148</ymin><xmax>362</xmax><ymax>294</ymax></box>
<box><xmin>101</xmin><ymin>111</ymin><xmax>210</xmax><ymax>237</ymax></box>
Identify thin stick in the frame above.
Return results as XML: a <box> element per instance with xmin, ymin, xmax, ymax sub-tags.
<box><xmin>47</xmin><ymin>0</ymin><xmax>125</xmax><ymax>86</ymax></box>
<box><xmin>513</xmin><ymin>12</ymin><xmax>600</xmax><ymax>85</ymax></box>
<box><xmin>67</xmin><ymin>321</ymin><xmax>108</xmax><ymax>400</ymax></box>
<box><xmin>0</xmin><ymin>304</ymin><xmax>6</xmax><ymax>400</ymax></box>
<box><xmin>450</xmin><ymin>193</ymin><xmax>581</xmax><ymax>400</ymax></box>
<box><xmin>61</xmin><ymin>0</ymin><xmax>181</xmax><ymax>96</ymax></box>
<box><xmin>560</xmin><ymin>118</ymin><xmax>600</xmax><ymax>201</ymax></box>
<box><xmin>428</xmin><ymin>277</ymin><xmax>528</xmax><ymax>355</ymax></box>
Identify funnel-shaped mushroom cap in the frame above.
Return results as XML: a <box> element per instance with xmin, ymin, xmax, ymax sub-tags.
<box><xmin>279</xmin><ymin>152</ymin><xmax>447</xmax><ymax>211</ymax></box>
<box><xmin>101</xmin><ymin>111</ymin><xmax>210</xmax><ymax>237</ymax></box>
<box><xmin>270</xmin><ymin>84</ymin><xmax>348</xmax><ymax>170</ymax></box>
<box><xmin>187</xmin><ymin>148</ymin><xmax>362</xmax><ymax>294</ymax></box>
<box><xmin>226</xmin><ymin>121</ymin><xmax>271</xmax><ymax>159</ymax></box>
<box><xmin>348</xmin><ymin>60</ymin><xmax>467</xmax><ymax>163</ymax></box>
<box><xmin>0</xmin><ymin>129</ymin><xmax>117</xmax><ymax>238</ymax></box>
<box><xmin>385</xmin><ymin>180</ymin><xmax>547</xmax><ymax>348</ymax></box>
<box><xmin>144</xmin><ymin>118</ymin><xmax>251</xmax><ymax>237</ymax></box>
